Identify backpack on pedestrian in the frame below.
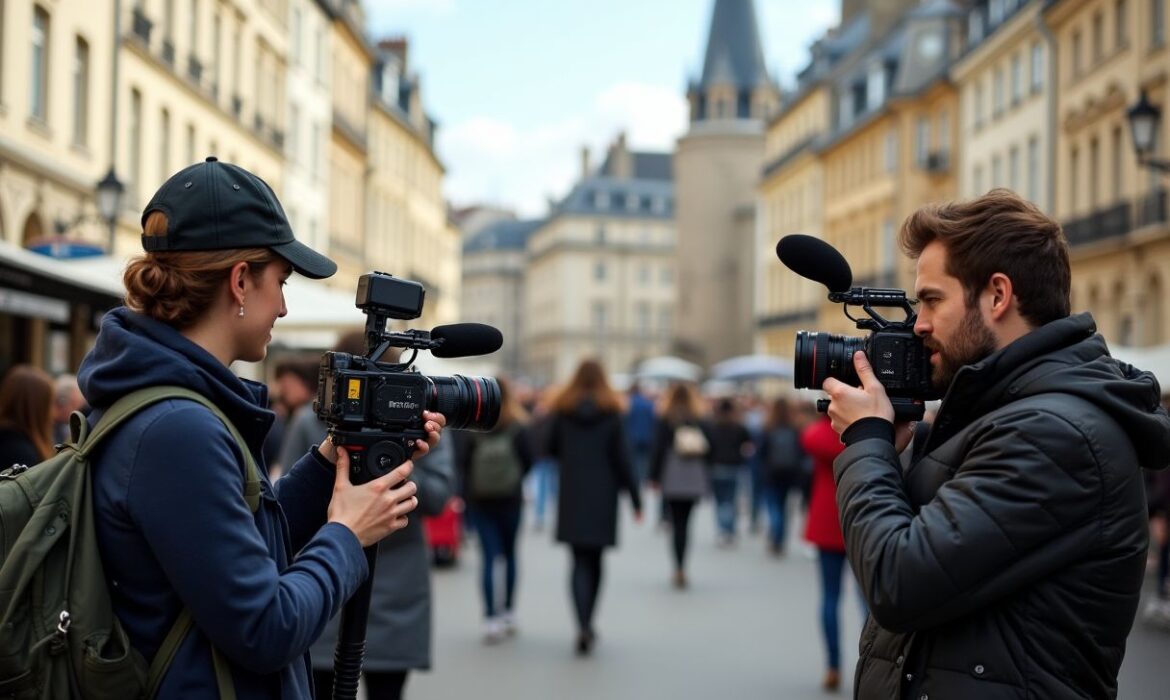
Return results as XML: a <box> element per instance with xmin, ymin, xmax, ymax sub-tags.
<box><xmin>0</xmin><ymin>386</ymin><xmax>258</xmax><ymax>700</ymax></box>
<box><xmin>468</xmin><ymin>424</ymin><xmax>524</xmax><ymax>499</ymax></box>
<box><xmin>764</xmin><ymin>426</ymin><xmax>805</xmax><ymax>484</ymax></box>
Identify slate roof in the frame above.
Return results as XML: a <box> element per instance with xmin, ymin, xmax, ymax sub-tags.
<box><xmin>598</xmin><ymin>151</ymin><xmax>673</xmax><ymax>181</ymax></box>
<box><xmin>463</xmin><ymin>219</ymin><xmax>543</xmax><ymax>254</ymax></box>
<box><xmin>698</xmin><ymin>0</ymin><xmax>771</xmax><ymax>90</ymax></box>
<box><xmin>555</xmin><ymin>176</ymin><xmax>675</xmax><ymax>220</ymax></box>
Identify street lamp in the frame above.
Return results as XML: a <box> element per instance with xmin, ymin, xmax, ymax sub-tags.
<box><xmin>96</xmin><ymin>167</ymin><xmax>124</xmax><ymax>252</ymax></box>
<box><xmin>1127</xmin><ymin>89</ymin><xmax>1170</xmax><ymax>172</ymax></box>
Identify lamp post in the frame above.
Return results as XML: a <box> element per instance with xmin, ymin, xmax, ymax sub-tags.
<box><xmin>1127</xmin><ymin>89</ymin><xmax>1170</xmax><ymax>172</ymax></box>
<box><xmin>96</xmin><ymin>167</ymin><xmax>124</xmax><ymax>252</ymax></box>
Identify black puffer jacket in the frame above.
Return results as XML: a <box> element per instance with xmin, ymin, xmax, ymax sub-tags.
<box><xmin>835</xmin><ymin>314</ymin><xmax>1170</xmax><ymax>700</ymax></box>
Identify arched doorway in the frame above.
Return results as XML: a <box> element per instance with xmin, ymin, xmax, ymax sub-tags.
<box><xmin>22</xmin><ymin>212</ymin><xmax>45</xmax><ymax>248</ymax></box>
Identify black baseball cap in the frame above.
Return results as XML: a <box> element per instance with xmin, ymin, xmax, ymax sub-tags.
<box><xmin>140</xmin><ymin>156</ymin><xmax>337</xmax><ymax>279</ymax></box>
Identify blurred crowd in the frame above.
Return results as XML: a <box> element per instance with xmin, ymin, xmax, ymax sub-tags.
<box><xmin>3</xmin><ymin>354</ymin><xmax>1169</xmax><ymax>697</ymax></box>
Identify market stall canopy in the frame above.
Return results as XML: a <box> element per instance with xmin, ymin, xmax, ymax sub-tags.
<box><xmin>634</xmin><ymin>356</ymin><xmax>703</xmax><ymax>383</ymax></box>
<box><xmin>709</xmin><ymin>354</ymin><xmax>794</xmax><ymax>382</ymax></box>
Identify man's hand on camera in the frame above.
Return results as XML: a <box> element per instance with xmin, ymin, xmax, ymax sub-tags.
<box><xmin>412</xmin><ymin>410</ymin><xmax>447</xmax><ymax>460</ymax></box>
<box><xmin>328</xmin><ymin>447</ymin><xmax>419</xmax><ymax>547</ymax></box>
<box><xmin>822</xmin><ymin>351</ymin><xmax>895</xmax><ymax>436</ymax></box>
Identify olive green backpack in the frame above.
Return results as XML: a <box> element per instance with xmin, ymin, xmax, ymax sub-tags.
<box><xmin>0</xmin><ymin>386</ymin><xmax>261</xmax><ymax>700</ymax></box>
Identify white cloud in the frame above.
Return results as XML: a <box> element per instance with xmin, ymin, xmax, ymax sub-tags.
<box><xmin>439</xmin><ymin>82</ymin><xmax>687</xmax><ymax>217</ymax></box>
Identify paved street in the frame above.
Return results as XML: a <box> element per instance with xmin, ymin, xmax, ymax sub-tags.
<box><xmin>393</xmin><ymin>493</ymin><xmax>1169</xmax><ymax>700</ymax></box>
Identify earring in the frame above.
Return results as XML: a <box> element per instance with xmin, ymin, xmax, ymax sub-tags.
<box><xmin>238</xmin><ymin>305</ymin><xmax>245</xmax><ymax>318</ymax></box>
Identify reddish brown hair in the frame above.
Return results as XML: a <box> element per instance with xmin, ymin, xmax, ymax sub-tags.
<box><xmin>899</xmin><ymin>188</ymin><xmax>1070</xmax><ymax>327</ymax></box>
<box><xmin>124</xmin><ymin>211</ymin><xmax>279</xmax><ymax>329</ymax></box>
<box><xmin>657</xmin><ymin>383</ymin><xmax>704</xmax><ymax>424</ymax></box>
<box><xmin>551</xmin><ymin>359</ymin><xmax>624</xmax><ymax>414</ymax></box>
<box><xmin>0</xmin><ymin>365</ymin><xmax>55</xmax><ymax>460</ymax></box>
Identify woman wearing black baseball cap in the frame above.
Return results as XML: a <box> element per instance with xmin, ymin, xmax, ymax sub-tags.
<box><xmin>76</xmin><ymin>158</ymin><xmax>445</xmax><ymax>700</ymax></box>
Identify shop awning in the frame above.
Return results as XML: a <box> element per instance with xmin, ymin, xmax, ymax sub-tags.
<box><xmin>0</xmin><ymin>241</ymin><xmax>123</xmax><ymax>322</ymax></box>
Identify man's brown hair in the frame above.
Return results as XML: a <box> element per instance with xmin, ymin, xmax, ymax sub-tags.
<box><xmin>899</xmin><ymin>188</ymin><xmax>1071</xmax><ymax>327</ymax></box>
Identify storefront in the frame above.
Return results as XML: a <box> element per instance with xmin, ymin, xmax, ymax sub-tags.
<box><xmin>0</xmin><ymin>242</ymin><xmax>124</xmax><ymax>376</ymax></box>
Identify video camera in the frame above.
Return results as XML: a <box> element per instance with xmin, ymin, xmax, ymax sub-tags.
<box><xmin>776</xmin><ymin>235</ymin><xmax>938</xmax><ymax>421</ymax></box>
<box><xmin>315</xmin><ymin>272</ymin><xmax>503</xmax><ymax>483</ymax></box>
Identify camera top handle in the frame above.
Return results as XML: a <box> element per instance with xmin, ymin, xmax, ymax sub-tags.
<box><xmin>830</xmin><ymin>287</ymin><xmax>917</xmax><ymax>332</ymax></box>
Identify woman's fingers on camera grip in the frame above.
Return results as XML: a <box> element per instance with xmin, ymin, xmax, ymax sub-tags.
<box><xmin>329</xmin><ymin>450</ymin><xmax>420</xmax><ymax>546</ymax></box>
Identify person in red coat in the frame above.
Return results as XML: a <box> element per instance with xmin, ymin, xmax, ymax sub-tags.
<box><xmin>802</xmin><ymin>413</ymin><xmax>864</xmax><ymax>692</ymax></box>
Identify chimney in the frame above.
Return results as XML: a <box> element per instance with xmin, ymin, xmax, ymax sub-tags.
<box><xmin>580</xmin><ymin>146</ymin><xmax>592</xmax><ymax>180</ymax></box>
<box><xmin>378</xmin><ymin>37</ymin><xmax>409</xmax><ymax>69</ymax></box>
<box><xmin>609</xmin><ymin>132</ymin><xmax>632</xmax><ymax>179</ymax></box>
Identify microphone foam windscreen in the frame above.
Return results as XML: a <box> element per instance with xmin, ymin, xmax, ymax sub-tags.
<box><xmin>776</xmin><ymin>234</ymin><xmax>853</xmax><ymax>292</ymax></box>
<box><xmin>430</xmin><ymin>323</ymin><xmax>503</xmax><ymax>358</ymax></box>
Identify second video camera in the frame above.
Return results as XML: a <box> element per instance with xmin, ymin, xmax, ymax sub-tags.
<box><xmin>777</xmin><ymin>235</ymin><xmax>938</xmax><ymax>421</ymax></box>
<box><xmin>315</xmin><ymin>272</ymin><xmax>503</xmax><ymax>482</ymax></box>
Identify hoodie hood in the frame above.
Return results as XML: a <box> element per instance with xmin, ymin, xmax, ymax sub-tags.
<box><xmin>563</xmin><ymin>397</ymin><xmax>614</xmax><ymax>426</ymax></box>
<box><xmin>78</xmin><ymin>307</ymin><xmax>274</xmax><ymax>447</ymax></box>
<box><xmin>940</xmin><ymin>313</ymin><xmax>1170</xmax><ymax>471</ymax></box>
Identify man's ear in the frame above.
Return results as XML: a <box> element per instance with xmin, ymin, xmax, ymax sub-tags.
<box><xmin>986</xmin><ymin>272</ymin><xmax>1014</xmax><ymax>320</ymax></box>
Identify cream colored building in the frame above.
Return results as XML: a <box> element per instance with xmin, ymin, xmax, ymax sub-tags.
<box><xmin>1044</xmin><ymin>0</ymin><xmax>1170</xmax><ymax>348</ymax></box>
<box><xmin>284</xmin><ymin>0</ymin><xmax>332</xmax><ymax>255</ymax></box>
<box><xmin>326</xmin><ymin>0</ymin><xmax>370</xmax><ymax>288</ymax></box>
<box><xmin>524</xmin><ymin>136</ymin><xmax>676</xmax><ymax>385</ymax></box>
<box><xmin>366</xmin><ymin>38</ymin><xmax>459</xmax><ymax>330</ymax></box>
<box><xmin>757</xmin><ymin>85</ymin><xmax>830</xmax><ymax>359</ymax></box>
<box><xmin>953</xmin><ymin>0</ymin><xmax>1053</xmax><ymax>209</ymax></box>
<box><xmin>675</xmin><ymin>0</ymin><xmax>780</xmax><ymax>367</ymax></box>
<box><xmin>462</xmin><ymin>218</ymin><xmax>541</xmax><ymax>377</ymax></box>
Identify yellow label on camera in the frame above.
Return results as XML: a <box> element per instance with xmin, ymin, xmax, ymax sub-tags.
<box><xmin>347</xmin><ymin>379</ymin><xmax>361</xmax><ymax>399</ymax></box>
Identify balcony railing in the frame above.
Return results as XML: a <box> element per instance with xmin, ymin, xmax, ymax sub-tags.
<box><xmin>1137</xmin><ymin>188</ymin><xmax>1168</xmax><ymax>228</ymax></box>
<box><xmin>1062</xmin><ymin>200</ymin><xmax>1132</xmax><ymax>247</ymax></box>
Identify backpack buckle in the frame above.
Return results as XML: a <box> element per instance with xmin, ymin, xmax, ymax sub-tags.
<box><xmin>56</xmin><ymin>610</ymin><xmax>71</xmax><ymax>636</ymax></box>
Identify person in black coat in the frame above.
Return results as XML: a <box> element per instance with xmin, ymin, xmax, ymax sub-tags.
<box><xmin>822</xmin><ymin>190</ymin><xmax>1170</xmax><ymax>699</ymax></box>
<box><xmin>546</xmin><ymin>359</ymin><xmax>642</xmax><ymax>655</ymax></box>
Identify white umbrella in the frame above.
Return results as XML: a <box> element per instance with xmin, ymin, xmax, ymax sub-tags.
<box><xmin>709</xmin><ymin>354</ymin><xmax>794</xmax><ymax>382</ymax></box>
<box><xmin>634</xmin><ymin>356</ymin><xmax>703</xmax><ymax>383</ymax></box>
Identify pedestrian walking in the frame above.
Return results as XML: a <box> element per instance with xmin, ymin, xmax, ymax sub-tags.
<box><xmin>526</xmin><ymin>387</ymin><xmax>559</xmax><ymax>532</ymax></box>
<box><xmin>705</xmin><ymin>397</ymin><xmax>753</xmax><ymax>546</ymax></box>
<box><xmin>51</xmin><ymin>372</ymin><xmax>86</xmax><ymax>445</ymax></box>
<box><xmin>801</xmin><ymin>413</ymin><xmax>862</xmax><ymax>692</ymax></box>
<box><xmin>460</xmin><ymin>377</ymin><xmax>533</xmax><ymax>644</ymax></box>
<box><xmin>0</xmin><ymin>364</ymin><xmax>55</xmax><ymax>469</ymax></box>
<box><xmin>757</xmin><ymin>397</ymin><xmax>807</xmax><ymax>556</ymax></box>
<box><xmin>822</xmin><ymin>189</ymin><xmax>1170</xmax><ymax>698</ymax></box>
<box><xmin>547</xmin><ymin>359</ymin><xmax>643</xmax><ymax>655</ymax></box>
<box><xmin>648</xmin><ymin>383</ymin><xmax>710</xmax><ymax>589</ymax></box>
<box><xmin>625</xmin><ymin>381</ymin><xmax>656</xmax><ymax>486</ymax></box>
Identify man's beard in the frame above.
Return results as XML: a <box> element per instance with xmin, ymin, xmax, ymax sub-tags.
<box><xmin>927</xmin><ymin>305</ymin><xmax>997</xmax><ymax>390</ymax></box>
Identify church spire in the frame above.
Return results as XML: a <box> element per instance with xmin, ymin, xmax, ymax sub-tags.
<box><xmin>689</xmin><ymin>0</ymin><xmax>779</xmax><ymax>123</ymax></box>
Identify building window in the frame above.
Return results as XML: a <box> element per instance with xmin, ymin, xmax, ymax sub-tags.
<box><xmin>974</xmin><ymin>82</ymin><xmax>985</xmax><ymax>129</ymax></box>
<box><xmin>659</xmin><ymin>305</ymin><xmax>673</xmax><ymax>335</ymax></box>
<box><xmin>291</xmin><ymin>6</ymin><xmax>301</xmax><ymax>65</ymax></box>
<box><xmin>1010</xmin><ymin>53</ymin><xmax>1022</xmax><ymax>105</ymax></box>
<box><xmin>129</xmin><ymin>88</ymin><xmax>143</xmax><ymax>207</ymax></box>
<box><xmin>1009</xmin><ymin>145</ymin><xmax>1020</xmax><ymax>192</ymax></box>
<box><xmin>974</xmin><ymin>164</ymin><xmax>985</xmax><ymax>195</ymax></box>
<box><xmin>867</xmin><ymin>62</ymin><xmax>885</xmax><ymax>110</ymax></box>
<box><xmin>1089</xmin><ymin>137</ymin><xmax>1100</xmax><ymax>209</ymax></box>
<box><xmin>884</xmin><ymin>128</ymin><xmax>898</xmax><ymax>172</ymax></box>
<box><xmin>638</xmin><ymin>263</ymin><xmax>650</xmax><ymax>286</ymax></box>
<box><xmin>186</xmin><ymin>123</ymin><xmax>195</xmax><ymax>164</ymax></box>
<box><xmin>163</xmin><ymin>0</ymin><xmax>174</xmax><ymax>42</ymax></box>
<box><xmin>992</xmin><ymin>154</ymin><xmax>1002</xmax><ymax>187</ymax></box>
<box><xmin>72</xmin><ymin>37</ymin><xmax>90</xmax><ymax>146</ymax></box>
<box><xmin>636</xmin><ymin>302</ymin><xmax>650</xmax><ymax>334</ymax></box>
<box><xmin>595</xmin><ymin>224</ymin><xmax>606</xmax><ymax>245</ymax></box>
<box><xmin>993</xmin><ymin>68</ymin><xmax>1004</xmax><ymax>117</ymax></box>
<box><xmin>159</xmin><ymin>108</ymin><xmax>170</xmax><ymax>182</ymax></box>
<box><xmin>990</xmin><ymin>0</ymin><xmax>1004</xmax><ymax>25</ymax></box>
<box><xmin>594</xmin><ymin>261</ymin><xmax>606</xmax><ymax>281</ymax></box>
<box><xmin>592</xmin><ymin>301</ymin><xmax>608</xmax><ymax>332</ymax></box>
<box><xmin>969</xmin><ymin>7</ymin><xmax>985</xmax><ymax>43</ymax></box>
<box><xmin>1153</xmin><ymin>0</ymin><xmax>1166</xmax><ymax>47</ymax></box>
<box><xmin>30</xmin><ymin>5</ymin><xmax>49</xmax><ymax>122</ymax></box>
<box><xmin>1093</xmin><ymin>11</ymin><xmax>1105</xmax><ymax>62</ymax></box>
<box><xmin>915</xmin><ymin>117</ymin><xmax>930</xmax><ymax>166</ymax></box>
<box><xmin>189</xmin><ymin>0</ymin><xmax>199</xmax><ymax>55</ymax></box>
<box><xmin>1072</xmin><ymin>30</ymin><xmax>1083</xmax><ymax>76</ymax></box>
<box><xmin>1031</xmin><ymin>42</ymin><xmax>1044</xmax><ymax>92</ymax></box>
<box><xmin>937</xmin><ymin>110</ymin><xmax>950</xmax><ymax>157</ymax></box>
<box><xmin>1027</xmin><ymin>135</ymin><xmax>1040</xmax><ymax>203</ymax></box>
<box><xmin>1112</xmin><ymin>125</ymin><xmax>1124</xmax><ymax>201</ymax></box>
<box><xmin>1117</xmin><ymin>0</ymin><xmax>1130</xmax><ymax>48</ymax></box>
<box><xmin>310</xmin><ymin>122</ymin><xmax>320</xmax><ymax>179</ymax></box>
<box><xmin>1070</xmin><ymin>147</ymin><xmax>1080</xmax><ymax>214</ymax></box>
<box><xmin>661</xmin><ymin>265</ymin><xmax>674</xmax><ymax>286</ymax></box>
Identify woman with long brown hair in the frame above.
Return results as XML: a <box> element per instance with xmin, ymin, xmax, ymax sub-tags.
<box><xmin>648</xmin><ymin>382</ymin><xmax>711</xmax><ymax>589</ymax></box>
<box><xmin>0</xmin><ymin>364</ymin><xmax>55</xmax><ymax>468</ymax></box>
<box><xmin>547</xmin><ymin>359</ymin><xmax>642</xmax><ymax>655</ymax></box>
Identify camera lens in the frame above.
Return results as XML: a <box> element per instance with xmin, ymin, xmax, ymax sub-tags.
<box><xmin>426</xmin><ymin>375</ymin><xmax>501</xmax><ymax>431</ymax></box>
<box><xmin>794</xmin><ymin>331</ymin><xmax>867</xmax><ymax>389</ymax></box>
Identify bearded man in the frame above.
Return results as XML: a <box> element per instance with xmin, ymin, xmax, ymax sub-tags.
<box><xmin>822</xmin><ymin>189</ymin><xmax>1170</xmax><ymax>699</ymax></box>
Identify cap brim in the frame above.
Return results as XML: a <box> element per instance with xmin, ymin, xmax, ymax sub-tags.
<box><xmin>272</xmin><ymin>239</ymin><xmax>337</xmax><ymax>280</ymax></box>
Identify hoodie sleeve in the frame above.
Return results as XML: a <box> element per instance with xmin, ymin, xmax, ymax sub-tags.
<box><xmin>125</xmin><ymin>404</ymin><xmax>367</xmax><ymax>674</ymax></box>
<box><xmin>833</xmin><ymin>405</ymin><xmax>1105</xmax><ymax>634</ymax></box>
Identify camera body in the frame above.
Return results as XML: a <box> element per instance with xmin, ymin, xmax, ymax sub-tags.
<box><xmin>315</xmin><ymin>272</ymin><xmax>500</xmax><ymax>483</ymax></box>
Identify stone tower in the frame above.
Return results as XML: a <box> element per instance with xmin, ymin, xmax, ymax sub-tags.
<box><xmin>674</xmin><ymin>0</ymin><xmax>780</xmax><ymax>366</ymax></box>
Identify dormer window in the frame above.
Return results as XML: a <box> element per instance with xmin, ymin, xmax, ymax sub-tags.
<box><xmin>990</xmin><ymin>0</ymin><xmax>1004</xmax><ymax>25</ymax></box>
<box><xmin>969</xmin><ymin>8</ymin><xmax>985</xmax><ymax>43</ymax></box>
<box><xmin>867</xmin><ymin>62</ymin><xmax>886</xmax><ymax>110</ymax></box>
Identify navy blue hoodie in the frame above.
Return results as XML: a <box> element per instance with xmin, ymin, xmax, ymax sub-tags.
<box><xmin>78</xmin><ymin>308</ymin><xmax>367</xmax><ymax>699</ymax></box>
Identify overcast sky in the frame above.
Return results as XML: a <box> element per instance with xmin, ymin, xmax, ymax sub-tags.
<box><xmin>365</xmin><ymin>0</ymin><xmax>840</xmax><ymax>218</ymax></box>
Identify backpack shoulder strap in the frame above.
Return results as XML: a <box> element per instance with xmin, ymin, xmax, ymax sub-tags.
<box><xmin>80</xmin><ymin>386</ymin><xmax>261</xmax><ymax>513</ymax></box>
